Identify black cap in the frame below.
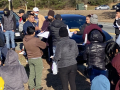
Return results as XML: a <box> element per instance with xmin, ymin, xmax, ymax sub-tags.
<box><xmin>55</xmin><ymin>14</ymin><xmax>61</xmax><ymax>20</ymax></box>
<box><xmin>59</xmin><ymin>27</ymin><xmax>68</xmax><ymax>37</ymax></box>
<box><xmin>18</xmin><ymin>9</ymin><xmax>25</xmax><ymax>14</ymax></box>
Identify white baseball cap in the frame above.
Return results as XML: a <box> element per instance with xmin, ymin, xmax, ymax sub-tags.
<box><xmin>33</xmin><ymin>7</ymin><xmax>39</xmax><ymax>12</ymax></box>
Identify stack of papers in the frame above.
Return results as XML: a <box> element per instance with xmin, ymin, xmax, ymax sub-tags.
<box><xmin>37</xmin><ymin>31</ymin><xmax>50</xmax><ymax>38</ymax></box>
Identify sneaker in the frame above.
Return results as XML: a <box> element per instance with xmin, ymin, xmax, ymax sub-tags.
<box><xmin>19</xmin><ymin>51</ymin><xmax>25</xmax><ymax>54</ymax></box>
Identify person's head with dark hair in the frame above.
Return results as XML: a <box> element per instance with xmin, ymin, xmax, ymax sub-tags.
<box><xmin>59</xmin><ymin>27</ymin><xmax>68</xmax><ymax>37</ymax></box>
<box><xmin>27</xmin><ymin>26</ymin><xmax>35</xmax><ymax>35</ymax></box>
<box><xmin>3</xmin><ymin>8</ymin><xmax>10</xmax><ymax>17</ymax></box>
<box><xmin>116</xmin><ymin>9</ymin><xmax>120</xmax><ymax>19</ymax></box>
<box><xmin>88</xmin><ymin>29</ymin><xmax>105</xmax><ymax>43</ymax></box>
<box><xmin>106</xmin><ymin>41</ymin><xmax>120</xmax><ymax>60</ymax></box>
<box><xmin>47</xmin><ymin>10</ymin><xmax>55</xmax><ymax>22</ymax></box>
<box><xmin>55</xmin><ymin>14</ymin><xmax>62</xmax><ymax>20</ymax></box>
<box><xmin>18</xmin><ymin>9</ymin><xmax>25</xmax><ymax>18</ymax></box>
<box><xmin>28</xmin><ymin>13</ymin><xmax>35</xmax><ymax>23</ymax></box>
<box><xmin>86</xmin><ymin>14</ymin><xmax>91</xmax><ymax>24</ymax></box>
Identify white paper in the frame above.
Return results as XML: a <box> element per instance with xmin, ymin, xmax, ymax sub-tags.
<box><xmin>83</xmin><ymin>34</ymin><xmax>87</xmax><ymax>45</ymax></box>
<box><xmin>15</xmin><ymin>32</ymin><xmax>20</xmax><ymax>36</ymax></box>
<box><xmin>37</xmin><ymin>31</ymin><xmax>49</xmax><ymax>38</ymax></box>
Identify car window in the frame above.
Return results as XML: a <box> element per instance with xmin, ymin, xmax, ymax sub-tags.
<box><xmin>11</xmin><ymin>11</ymin><xmax>19</xmax><ymax>22</ymax></box>
<box><xmin>62</xmin><ymin>17</ymin><xmax>86</xmax><ymax>30</ymax></box>
<box><xmin>0</xmin><ymin>14</ymin><xmax>3</xmax><ymax>21</ymax></box>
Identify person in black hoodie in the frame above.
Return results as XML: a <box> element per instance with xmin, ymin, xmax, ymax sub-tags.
<box><xmin>49</xmin><ymin>14</ymin><xmax>67</xmax><ymax>55</ymax></box>
<box><xmin>113</xmin><ymin>9</ymin><xmax>120</xmax><ymax>39</ymax></box>
<box><xmin>83</xmin><ymin>29</ymin><xmax>107</xmax><ymax>82</ymax></box>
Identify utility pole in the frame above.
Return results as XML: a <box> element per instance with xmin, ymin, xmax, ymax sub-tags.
<box><xmin>34</xmin><ymin>0</ymin><xmax>36</xmax><ymax>7</ymax></box>
<box><xmin>8</xmin><ymin>0</ymin><xmax>11</xmax><ymax>10</ymax></box>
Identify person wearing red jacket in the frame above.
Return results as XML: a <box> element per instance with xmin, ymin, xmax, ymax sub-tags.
<box><xmin>82</xmin><ymin>14</ymin><xmax>102</xmax><ymax>44</ymax></box>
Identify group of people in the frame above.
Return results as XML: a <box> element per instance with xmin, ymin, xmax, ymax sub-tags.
<box><xmin>0</xmin><ymin>7</ymin><xmax>120</xmax><ymax>90</ymax></box>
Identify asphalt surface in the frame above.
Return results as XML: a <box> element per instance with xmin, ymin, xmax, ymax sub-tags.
<box><xmin>15</xmin><ymin>22</ymin><xmax>116</xmax><ymax>51</ymax></box>
<box><xmin>99</xmin><ymin>22</ymin><xmax>115</xmax><ymax>40</ymax></box>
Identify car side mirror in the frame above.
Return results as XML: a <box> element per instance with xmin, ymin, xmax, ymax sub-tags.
<box><xmin>99</xmin><ymin>25</ymin><xmax>103</xmax><ymax>28</ymax></box>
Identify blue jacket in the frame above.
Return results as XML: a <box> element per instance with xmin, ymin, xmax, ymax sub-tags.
<box><xmin>91</xmin><ymin>75</ymin><xmax>110</xmax><ymax>90</ymax></box>
<box><xmin>23</xmin><ymin>20</ymin><xmax>35</xmax><ymax>35</ymax></box>
<box><xmin>23</xmin><ymin>20</ymin><xmax>40</xmax><ymax>36</ymax></box>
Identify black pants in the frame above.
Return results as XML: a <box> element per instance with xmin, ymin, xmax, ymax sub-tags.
<box><xmin>58</xmin><ymin>64</ymin><xmax>77</xmax><ymax>90</ymax></box>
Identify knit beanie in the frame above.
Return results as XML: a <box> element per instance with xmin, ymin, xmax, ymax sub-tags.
<box><xmin>48</xmin><ymin>10</ymin><xmax>55</xmax><ymax>17</ymax></box>
<box><xmin>90</xmin><ymin>14</ymin><xmax>98</xmax><ymax>24</ymax></box>
<box><xmin>59</xmin><ymin>27</ymin><xmax>68</xmax><ymax>37</ymax></box>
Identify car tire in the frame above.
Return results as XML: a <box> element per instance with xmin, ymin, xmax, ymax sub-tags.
<box><xmin>99</xmin><ymin>8</ymin><xmax>101</xmax><ymax>10</ymax></box>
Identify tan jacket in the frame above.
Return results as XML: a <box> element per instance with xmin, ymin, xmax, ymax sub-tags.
<box><xmin>38</xmin><ymin>14</ymin><xmax>45</xmax><ymax>30</ymax></box>
<box><xmin>23</xmin><ymin>35</ymin><xmax>46</xmax><ymax>59</ymax></box>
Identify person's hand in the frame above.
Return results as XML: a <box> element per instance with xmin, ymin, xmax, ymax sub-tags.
<box><xmin>74</xmin><ymin>31</ymin><xmax>77</xmax><ymax>34</ymax></box>
<box><xmin>3</xmin><ymin>30</ymin><xmax>6</xmax><ymax>32</ymax></box>
<box><xmin>111</xmin><ymin>80</ymin><xmax>115</xmax><ymax>85</ymax></box>
<box><xmin>35</xmin><ymin>26</ymin><xmax>39</xmax><ymax>30</ymax></box>
<box><xmin>12</xmin><ymin>30</ymin><xmax>14</xmax><ymax>32</ymax></box>
<box><xmin>0</xmin><ymin>61</ymin><xmax>1</xmax><ymax>65</ymax></box>
<box><xmin>116</xmin><ymin>15</ymin><xmax>119</xmax><ymax>20</ymax></box>
<box><xmin>41</xmin><ymin>31</ymin><xmax>44</xmax><ymax>33</ymax></box>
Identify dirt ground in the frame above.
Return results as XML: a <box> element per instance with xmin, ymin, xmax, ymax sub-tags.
<box><xmin>35</xmin><ymin>10</ymin><xmax>116</xmax><ymax>23</ymax></box>
<box><xmin>12</xmin><ymin>9</ymin><xmax>116</xmax><ymax>23</ymax></box>
<box><xmin>16</xmin><ymin>50</ymin><xmax>90</xmax><ymax>90</ymax></box>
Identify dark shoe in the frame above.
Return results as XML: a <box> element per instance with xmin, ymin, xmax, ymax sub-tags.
<box><xmin>12</xmin><ymin>48</ymin><xmax>15</xmax><ymax>51</ymax></box>
<box><xmin>37</xmin><ymin>87</ymin><xmax>43</xmax><ymax>90</ymax></box>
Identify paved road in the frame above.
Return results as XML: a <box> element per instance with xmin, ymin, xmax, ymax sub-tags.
<box><xmin>99</xmin><ymin>22</ymin><xmax>115</xmax><ymax>40</ymax></box>
<box><xmin>15</xmin><ymin>22</ymin><xmax>116</xmax><ymax>51</ymax></box>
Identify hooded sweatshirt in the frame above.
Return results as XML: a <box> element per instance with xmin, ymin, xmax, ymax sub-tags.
<box><xmin>0</xmin><ymin>50</ymin><xmax>28</xmax><ymax>90</ymax></box>
<box><xmin>83</xmin><ymin>24</ymin><xmax>102</xmax><ymax>44</ymax></box>
<box><xmin>91</xmin><ymin>75</ymin><xmax>110</xmax><ymax>90</ymax></box>
<box><xmin>111</xmin><ymin>53</ymin><xmax>120</xmax><ymax>90</ymax></box>
<box><xmin>23</xmin><ymin>35</ymin><xmax>46</xmax><ymax>59</ymax></box>
<box><xmin>49</xmin><ymin>19</ymin><xmax>66</xmax><ymax>46</ymax></box>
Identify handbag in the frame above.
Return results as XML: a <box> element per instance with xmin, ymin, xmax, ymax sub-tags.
<box><xmin>52</xmin><ymin>61</ymin><xmax>58</xmax><ymax>75</ymax></box>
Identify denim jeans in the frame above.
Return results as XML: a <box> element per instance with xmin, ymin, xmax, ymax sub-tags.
<box><xmin>4</xmin><ymin>31</ymin><xmax>15</xmax><ymax>49</ymax></box>
<box><xmin>89</xmin><ymin>67</ymin><xmax>107</xmax><ymax>82</ymax></box>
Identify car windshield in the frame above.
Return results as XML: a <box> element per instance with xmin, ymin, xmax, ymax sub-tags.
<box><xmin>62</xmin><ymin>17</ymin><xmax>86</xmax><ymax>30</ymax></box>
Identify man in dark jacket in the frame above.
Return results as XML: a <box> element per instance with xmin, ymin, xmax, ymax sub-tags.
<box><xmin>49</xmin><ymin>14</ymin><xmax>66</xmax><ymax>55</ymax></box>
<box><xmin>84</xmin><ymin>29</ymin><xmax>107</xmax><ymax>82</ymax></box>
<box><xmin>1</xmin><ymin>8</ymin><xmax>16</xmax><ymax>50</ymax></box>
<box><xmin>41</xmin><ymin>10</ymin><xmax>55</xmax><ymax>32</ymax></box>
<box><xmin>23</xmin><ymin>13</ymin><xmax>39</xmax><ymax>36</ymax></box>
<box><xmin>0</xmin><ymin>50</ymin><xmax>28</xmax><ymax>90</ymax></box>
<box><xmin>113</xmin><ymin>9</ymin><xmax>120</xmax><ymax>39</ymax></box>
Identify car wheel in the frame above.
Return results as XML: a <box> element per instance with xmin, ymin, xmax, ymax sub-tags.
<box><xmin>107</xmin><ymin>8</ymin><xmax>109</xmax><ymax>10</ymax></box>
<box><xmin>99</xmin><ymin>8</ymin><xmax>101</xmax><ymax>10</ymax></box>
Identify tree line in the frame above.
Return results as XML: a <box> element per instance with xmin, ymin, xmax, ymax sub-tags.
<box><xmin>0</xmin><ymin>0</ymin><xmax>119</xmax><ymax>10</ymax></box>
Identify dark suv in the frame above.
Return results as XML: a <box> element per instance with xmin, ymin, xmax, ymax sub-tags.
<box><xmin>112</xmin><ymin>3</ymin><xmax>120</xmax><ymax>10</ymax></box>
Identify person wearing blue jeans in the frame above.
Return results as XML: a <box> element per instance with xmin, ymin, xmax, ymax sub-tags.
<box><xmin>4</xmin><ymin>31</ymin><xmax>15</xmax><ymax>49</ymax></box>
<box><xmin>1</xmin><ymin>8</ymin><xmax>16</xmax><ymax>50</ymax></box>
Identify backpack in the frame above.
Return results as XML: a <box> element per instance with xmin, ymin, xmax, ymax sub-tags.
<box><xmin>0</xmin><ymin>77</ymin><xmax>4</xmax><ymax>90</ymax></box>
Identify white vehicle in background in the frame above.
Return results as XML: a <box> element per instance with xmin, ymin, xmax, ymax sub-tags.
<box><xmin>95</xmin><ymin>5</ymin><xmax>110</xmax><ymax>10</ymax></box>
